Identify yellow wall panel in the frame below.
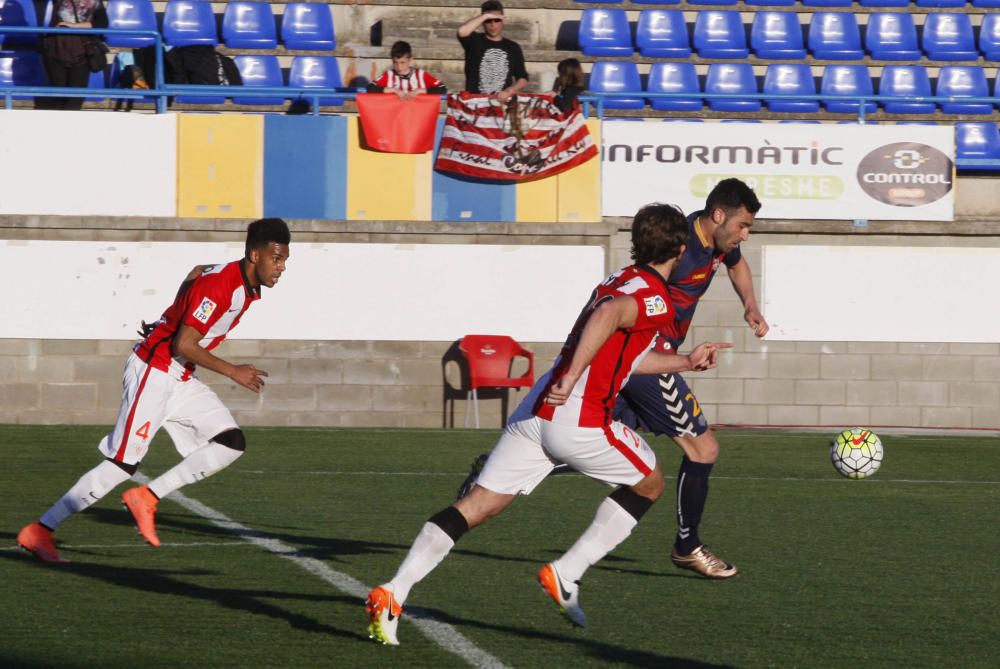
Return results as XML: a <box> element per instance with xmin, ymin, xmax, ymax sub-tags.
<box><xmin>178</xmin><ymin>114</ymin><xmax>263</xmax><ymax>219</ymax></box>
<box><xmin>557</xmin><ymin>119</ymin><xmax>602</xmax><ymax>223</ymax></box>
<box><xmin>516</xmin><ymin>175</ymin><xmax>558</xmax><ymax>222</ymax></box>
<box><xmin>346</xmin><ymin>119</ymin><xmax>432</xmax><ymax>221</ymax></box>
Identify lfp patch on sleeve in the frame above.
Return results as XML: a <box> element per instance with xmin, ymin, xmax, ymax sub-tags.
<box><xmin>193</xmin><ymin>297</ymin><xmax>217</xmax><ymax>324</ymax></box>
<box><xmin>644</xmin><ymin>295</ymin><xmax>668</xmax><ymax>317</ymax></box>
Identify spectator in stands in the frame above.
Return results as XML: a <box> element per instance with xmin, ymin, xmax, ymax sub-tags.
<box><xmin>37</xmin><ymin>0</ymin><xmax>108</xmax><ymax>110</ymax></box>
<box><xmin>457</xmin><ymin>0</ymin><xmax>529</xmax><ymax>103</ymax></box>
<box><xmin>367</xmin><ymin>40</ymin><xmax>446</xmax><ymax>99</ymax></box>
<box><xmin>549</xmin><ymin>57</ymin><xmax>585</xmax><ymax>114</ymax></box>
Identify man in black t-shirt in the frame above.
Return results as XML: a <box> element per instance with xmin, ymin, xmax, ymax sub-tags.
<box><xmin>457</xmin><ymin>0</ymin><xmax>529</xmax><ymax>102</ymax></box>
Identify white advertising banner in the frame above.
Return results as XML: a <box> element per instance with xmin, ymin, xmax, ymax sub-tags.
<box><xmin>0</xmin><ymin>110</ymin><xmax>177</xmax><ymax>217</ymax></box>
<box><xmin>0</xmin><ymin>241</ymin><xmax>605</xmax><ymax>342</ymax></box>
<box><xmin>601</xmin><ymin>121</ymin><xmax>954</xmax><ymax>222</ymax></box>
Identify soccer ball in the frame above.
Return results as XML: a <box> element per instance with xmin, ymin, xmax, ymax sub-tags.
<box><xmin>830</xmin><ymin>428</ymin><xmax>884</xmax><ymax>479</ymax></box>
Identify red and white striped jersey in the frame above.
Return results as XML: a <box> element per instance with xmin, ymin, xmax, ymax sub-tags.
<box><xmin>533</xmin><ymin>265</ymin><xmax>679</xmax><ymax>428</ymax></box>
<box><xmin>134</xmin><ymin>260</ymin><xmax>261</xmax><ymax>381</ymax></box>
<box><xmin>373</xmin><ymin>67</ymin><xmax>442</xmax><ymax>93</ymax></box>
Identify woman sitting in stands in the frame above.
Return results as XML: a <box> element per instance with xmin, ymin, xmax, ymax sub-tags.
<box><xmin>37</xmin><ymin>0</ymin><xmax>108</xmax><ymax>111</ymax></box>
<box><xmin>549</xmin><ymin>58</ymin><xmax>585</xmax><ymax>115</ymax></box>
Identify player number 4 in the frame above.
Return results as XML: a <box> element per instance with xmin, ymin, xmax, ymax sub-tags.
<box><xmin>135</xmin><ymin>421</ymin><xmax>151</xmax><ymax>441</ymax></box>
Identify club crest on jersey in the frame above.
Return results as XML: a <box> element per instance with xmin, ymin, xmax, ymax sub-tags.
<box><xmin>712</xmin><ymin>258</ymin><xmax>722</xmax><ymax>272</ymax></box>
<box><xmin>644</xmin><ymin>295</ymin><xmax>668</xmax><ymax>316</ymax></box>
<box><xmin>193</xmin><ymin>297</ymin><xmax>217</xmax><ymax>324</ymax></box>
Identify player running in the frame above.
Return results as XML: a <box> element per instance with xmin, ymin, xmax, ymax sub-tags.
<box><xmin>616</xmin><ymin>178</ymin><xmax>765</xmax><ymax>579</ymax></box>
<box><xmin>17</xmin><ymin>218</ymin><xmax>291</xmax><ymax>563</ymax></box>
<box><xmin>365</xmin><ymin>204</ymin><xmax>731</xmax><ymax>644</ymax></box>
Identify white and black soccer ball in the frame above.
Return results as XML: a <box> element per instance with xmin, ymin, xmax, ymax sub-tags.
<box><xmin>831</xmin><ymin>428</ymin><xmax>884</xmax><ymax>479</ymax></box>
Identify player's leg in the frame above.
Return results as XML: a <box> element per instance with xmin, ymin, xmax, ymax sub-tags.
<box><xmin>367</xmin><ymin>416</ymin><xmax>553</xmax><ymax>645</ymax></box>
<box><xmin>538</xmin><ymin>420</ymin><xmax>662</xmax><ymax>627</ymax></box>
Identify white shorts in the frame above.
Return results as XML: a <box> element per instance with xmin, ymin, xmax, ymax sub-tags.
<box><xmin>476</xmin><ymin>415</ymin><xmax>657</xmax><ymax>496</ymax></box>
<box><xmin>98</xmin><ymin>353</ymin><xmax>239</xmax><ymax>466</ymax></box>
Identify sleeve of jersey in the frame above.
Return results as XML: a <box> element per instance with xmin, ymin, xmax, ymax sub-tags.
<box><xmin>181</xmin><ymin>277</ymin><xmax>232</xmax><ymax>336</ymax></box>
<box><xmin>374</xmin><ymin>71</ymin><xmax>390</xmax><ymax>88</ymax></box>
<box><xmin>628</xmin><ymin>289</ymin><xmax>673</xmax><ymax>331</ymax></box>
<box><xmin>724</xmin><ymin>245</ymin><xmax>743</xmax><ymax>267</ymax></box>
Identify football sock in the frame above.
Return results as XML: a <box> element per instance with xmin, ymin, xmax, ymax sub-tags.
<box><xmin>675</xmin><ymin>456</ymin><xmax>714</xmax><ymax>555</ymax></box>
<box><xmin>148</xmin><ymin>442</ymin><xmax>243</xmax><ymax>499</ymax></box>
<box><xmin>39</xmin><ymin>459</ymin><xmax>132</xmax><ymax>531</ymax></box>
<box><xmin>386</xmin><ymin>518</ymin><xmax>460</xmax><ymax>604</ymax></box>
<box><xmin>553</xmin><ymin>496</ymin><xmax>639</xmax><ymax>584</ymax></box>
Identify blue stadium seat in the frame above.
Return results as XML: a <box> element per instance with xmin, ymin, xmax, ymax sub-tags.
<box><xmin>288</xmin><ymin>55</ymin><xmax>344</xmax><ymax>106</ymax></box>
<box><xmin>636</xmin><ymin>10</ymin><xmax>691</xmax><ymax>58</ymax></box>
<box><xmin>979</xmin><ymin>14</ymin><xmax>1000</xmax><ymax>61</ymax></box>
<box><xmin>281</xmin><ymin>2</ymin><xmax>336</xmax><ymax>51</ymax></box>
<box><xmin>916</xmin><ymin>0</ymin><xmax>967</xmax><ymax>7</ymax></box>
<box><xmin>802</xmin><ymin>0</ymin><xmax>852</xmax><ymax>7</ymax></box>
<box><xmin>878</xmin><ymin>65</ymin><xmax>935</xmax><ymax>114</ymax></box>
<box><xmin>751</xmin><ymin>12</ymin><xmax>805</xmax><ymax>60</ymax></box>
<box><xmin>865</xmin><ymin>13</ymin><xmax>920</xmax><ymax>61</ymax></box>
<box><xmin>647</xmin><ymin>61</ymin><xmax>701</xmax><ymax>111</ymax></box>
<box><xmin>972</xmin><ymin>0</ymin><xmax>1000</xmax><ymax>7</ymax></box>
<box><xmin>163</xmin><ymin>0</ymin><xmax>218</xmax><ymax>47</ymax></box>
<box><xmin>223</xmin><ymin>2</ymin><xmax>277</xmax><ymax>49</ymax></box>
<box><xmin>233</xmin><ymin>54</ymin><xmax>284</xmax><ymax>105</ymax></box>
<box><xmin>106</xmin><ymin>0</ymin><xmax>157</xmax><ymax>48</ymax></box>
<box><xmin>922</xmin><ymin>13</ymin><xmax>978</xmax><ymax>62</ymax></box>
<box><xmin>587</xmin><ymin>61</ymin><xmax>644</xmax><ymax>109</ymax></box>
<box><xmin>955</xmin><ymin>122</ymin><xmax>1000</xmax><ymax>162</ymax></box>
<box><xmin>85</xmin><ymin>68</ymin><xmax>108</xmax><ymax>102</ymax></box>
<box><xmin>859</xmin><ymin>0</ymin><xmax>909</xmax><ymax>6</ymax></box>
<box><xmin>693</xmin><ymin>11</ymin><xmax>749</xmax><ymax>59</ymax></box>
<box><xmin>0</xmin><ymin>0</ymin><xmax>39</xmax><ymax>47</ymax></box>
<box><xmin>936</xmin><ymin>65</ymin><xmax>992</xmax><ymax>114</ymax></box>
<box><xmin>763</xmin><ymin>63</ymin><xmax>818</xmax><ymax>113</ymax></box>
<box><xmin>578</xmin><ymin>8</ymin><xmax>632</xmax><ymax>57</ymax></box>
<box><xmin>705</xmin><ymin>63</ymin><xmax>760</xmax><ymax>112</ymax></box>
<box><xmin>820</xmin><ymin>64</ymin><xmax>876</xmax><ymax>114</ymax></box>
<box><xmin>0</xmin><ymin>50</ymin><xmax>47</xmax><ymax>99</ymax></box>
<box><xmin>808</xmin><ymin>13</ymin><xmax>863</xmax><ymax>60</ymax></box>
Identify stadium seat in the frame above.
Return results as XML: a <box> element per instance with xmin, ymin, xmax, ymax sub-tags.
<box><xmin>588</xmin><ymin>61</ymin><xmax>644</xmax><ymax>109</ymax></box>
<box><xmin>820</xmin><ymin>64</ymin><xmax>876</xmax><ymax>114</ymax></box>
<box><xmin>0</xmin><ymin>0</ymin><xmax>39</xmax><ymax>47</ymax></box>
<box><xmin>693</xmin><ymin>11</ymin><xmax>749</xmax><ymax>59</ymax></box>
<box><xmin>808</xmin><ymin>13</ymin><xmax>863</xmax><ymax>61</ymax></box>
<box><xmin>979</xmin><ymin>14</ymin><xmax>1000</xmax><ymax>61</ymax></box>
<box><xmin>223</xmin><ymin>2</ymin><xmax>277</xmax><ymax>49</ymax></box>
<box><xmin>0</xmin><ymin>50</ymin><xmax>47</xmax><ymax>99</ymax></box>
<box><xmin>647</xmin><ymin>61</ymin><xmax>701</xmax><ymax>111</ymax></box>
<box><xmin>458</xmin><ymin>335</ymin><xmax>533</xmax><ymax>429</ymax></box>
<box><xmin>865</xmin><ymin>13</ymin><xmax>921</xmax><ymax>62</ymax></box>
<box><xmin>802</xmin><ymin>0</ymin><xmax>851</xmax><ymax>6</ymax></box>
<box><xmin>636</xmin><ymin>9</ymin><xmax>691</xmax><ymax>58</ymax></box>
<box><xmin>578</xmin><ymin>8</ymin><xmax>633</xmax><ymax>57</ymax></box>
<box><xmin>281</xmin><ymin>2</ymin><xmax>336</xmax><ymax>51</ymax></box>
<box><xmin>763</xmin><ymin>63</ymin><xmax>818</xmax><ymax>113</ymax></box>
<box><xmin>955</xmin><ymin>122</ymin><xmax>1000</xmax><ymax>162</ymax></box>
<box><xmin>936</xmin><ymin>65</ymin><xmax>992</xmax><ymax>114</ymax></box>
<box><xmin>705</xmin><ymin>63</ymin><xmax>760</xmax><ymax>112</ymax></box>
<box><xmin>232</xmin><ymin>54</ymin><xmax>283</xmax><ymax>105</ymax></box>
<box><xmin>972</xmin><ymin>0</ymin><xmax>1000</xmax><ymax>7</ymax></box>
<box><xmin>85</xmin><ymin>68</ymin><xmax>108</xmax><ymax>103</ymax></box>
<box><xmin>878</xmin><ymin>65</ymin><xmax>935</xmax><ymax>114</ymax></box>
<box><xmin>751</xmin><ymin>12</ymin><xmax>805</xmax><ymax>60</ymax></box>
<box><xmin>922</xmin><ymin>13</ymin><xmax>978</xmax><ymax>62</ymax></box>
<box><xmin>163</xmin><ymin>0</ymin><xmax>218</xmax><ymax>47</ymax></box>
<box><xmin>859</xmin><ymin>0</ymin><xmax>909</xmax><ymax>6</ymax></box>
<box><xmin>916</xmin><ymin>0</ymin><xmax>967</xmax><ymax>7</ymax></box>
<box><xmin>288</xmin><ymin>55</ymin><xmax>344</xmax><ymax>106</ymax></box>
<box><xmin>106</xmin><ymin>0</ymin><xmax>157</xmax><ymax>48</ymax></box>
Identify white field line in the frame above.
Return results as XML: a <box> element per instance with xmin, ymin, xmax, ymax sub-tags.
<box><xmin>134</xmin><ymin>475</ymin><xmax>510</xmax><ymax>669</ymax></box>
<box><xmin>2</xmin><ymin>540</ymin><xmax>245</xmax><ymax>552</ymax></box>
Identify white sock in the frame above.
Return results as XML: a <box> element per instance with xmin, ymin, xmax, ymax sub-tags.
<box><xmin>148</xmin><ymin>442</ymin><xmax>242</xmax><ymax>499</ymax></box>
<box><xmin>386</xmin><ymin>522</ymin><xmax>456</xmax><ymax>604</ymax></box>
<box><xmin>553</xmin><ymin>497</ymin><xmax>639</xmax><ymax>584</ymax></box>
<box><xmin>39</xmin><ymin>460</ymin><xmax>132</xmax><ymax>531</ymax></box>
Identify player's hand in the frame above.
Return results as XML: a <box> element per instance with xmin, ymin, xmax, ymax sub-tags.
<box><xmin>136</xmin><ymin>320</ymin><xmax>157</xmax><ymax>338</ymax></box>
<box><xmin>687</xmin><ymin>342</ymin><xmax>733</xmax><ymax>371</ymax></box>
<box><xmin>745</xmin><ymin>307</ymin><xmax>769</xmax><ymax>338</ymax></box>
<box><xmin>543</xmin><ymin>373</ymin><xmax>578</xmax><ymax>406</ymax></box>
<box><xmin>230</xmin><ymin>364</ymin><xmax>269</xmax><ymax>393</ymax></box>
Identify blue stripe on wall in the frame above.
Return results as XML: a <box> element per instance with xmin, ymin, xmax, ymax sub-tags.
<box><xmin>264</xmin><ymin>115</ymin><xmax>347</xmax><ymax>220</ymax></box>
<box><xmin>431</xmin><ymin>119</ymin><xmax>516</xmax><ymax>222</ymax></box>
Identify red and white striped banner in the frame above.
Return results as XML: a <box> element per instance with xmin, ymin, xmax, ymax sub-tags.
<box><xmin>435</xmin><ymin>92</ymin><xmax>597</xmax><ymax>182</ymax></box>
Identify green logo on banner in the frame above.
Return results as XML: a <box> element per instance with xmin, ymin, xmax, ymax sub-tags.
<box><xmin>690</xmin><ymin>175</ymin><xmax>844</xmax><ymax>200</ymax></box>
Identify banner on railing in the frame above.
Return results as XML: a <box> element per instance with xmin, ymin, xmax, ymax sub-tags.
<box><xmin>435</xmin><ymin>92</ymin><xmax>597</xmax><ymax>182</ymax></box>
<box><xmin>356</xmin><ymin>92</ymin><xmax>440</xmax><ymax>154</ymax></box>
<box><xmin>601</xmin><ymin>122</ymin><xmax>955</xmax><ymax>221</ymax></box>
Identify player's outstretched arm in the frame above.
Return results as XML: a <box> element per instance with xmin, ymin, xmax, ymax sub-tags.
<box><xmin>634</xmin><ymin>342</ymin><xmax>732</xmax><ymax>376</ymax></box>
<box><xmin>172</xmin><ymin>324</ymin><xmax>269</xmax><ymax>393</ymax></box>
<box><xmin>727</xmin><ymin>258</ymin><xmax>769</xmax><ymax>337</ymax></box>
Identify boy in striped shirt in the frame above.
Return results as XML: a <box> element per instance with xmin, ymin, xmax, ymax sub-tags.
<box><xmin>368</xmin><ymin>40</ymin><xmax>445</xmax><ymax>99</ymax></box>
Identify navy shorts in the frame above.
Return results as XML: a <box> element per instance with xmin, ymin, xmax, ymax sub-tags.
<box><xmin>614</xmin><ymin>372</ymin><xmax>710</xmax><ymax>438</ymax></box>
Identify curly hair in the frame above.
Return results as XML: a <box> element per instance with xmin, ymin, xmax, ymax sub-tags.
<box><xmin>630</xmin><ymin>204</ymin><xmax>688</xmax><ymax>266</ymax></box>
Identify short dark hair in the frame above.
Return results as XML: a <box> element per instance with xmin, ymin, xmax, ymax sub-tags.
<box><xmin>245</xmin><ymin>218</ymin><xmax>290</xmax><ymax>256</ymax></box>
<box><xmin>630</xmin><ymin>204</ymin><xmax>688</xmax><ymax>266</ymax></box>
<box><xmin>705</xmin><ymin>178</ymin><xmax>761</xmax><ymax>216</ymax></box>
<box><xmin>481</xmin><ymin>0</ymin><xmax>504</xmax><ymax>14</ymax></box>
<box><xmin>390</xmin><ymin>40</ymin><xmax>412</xmax><ymax>59</ymax></box>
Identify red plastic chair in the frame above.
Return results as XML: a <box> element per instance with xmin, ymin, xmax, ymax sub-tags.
<box><xmin>459</xmin><ymin>335</ymin><xmax>534</xmax><ymax>428</ymax></box>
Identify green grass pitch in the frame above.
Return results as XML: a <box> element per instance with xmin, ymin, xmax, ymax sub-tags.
<box><xmin>1</xmin><ymin>425</ymin><xmax>998</xmax><ymax>668</ymax></box>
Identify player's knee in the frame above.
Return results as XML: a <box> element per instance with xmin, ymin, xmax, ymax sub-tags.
<box><xmin>106</xmin><ymin>458</ymin><xmax>139</xmax><ymax>475</ymax></box>
<box><xmin>212</xmin><ymin>428</ymin><xmax>246</xmax><ymax>452</ymax></box>
<box><xmin>627</xmin><ymin>467</ymin><xmax>665</xmax><ymax>504</ymax></box>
